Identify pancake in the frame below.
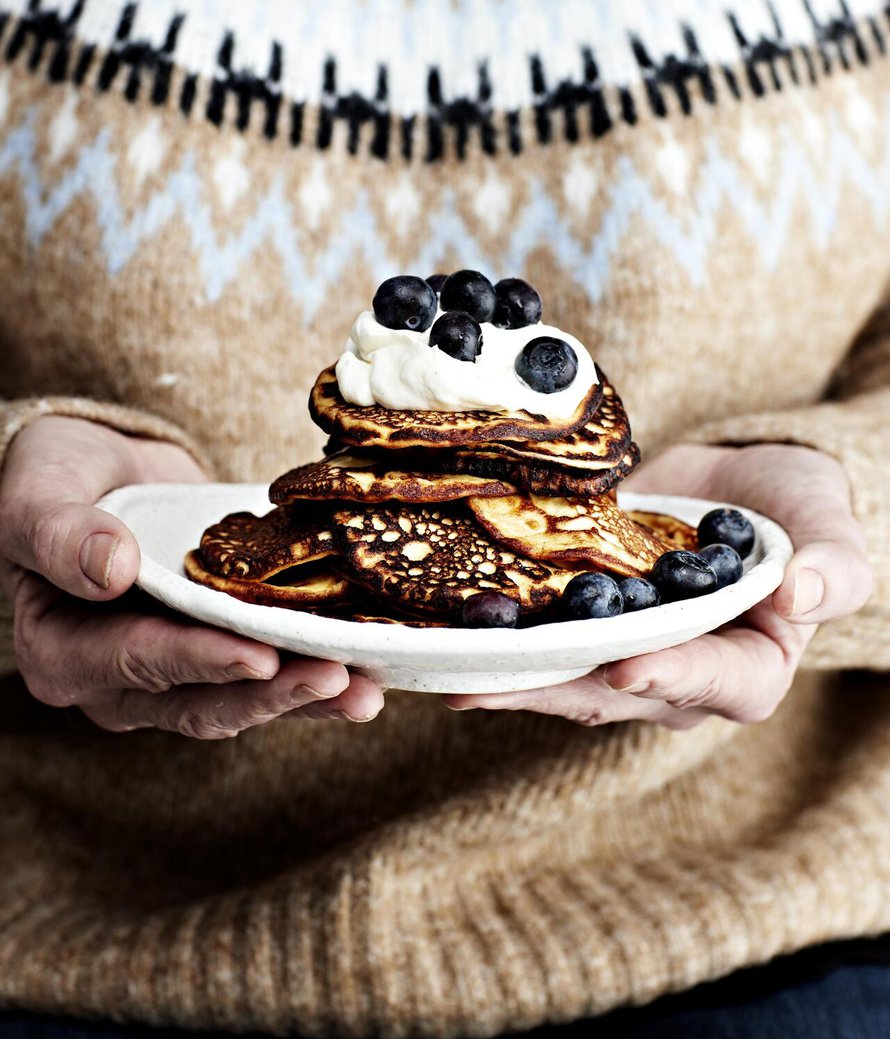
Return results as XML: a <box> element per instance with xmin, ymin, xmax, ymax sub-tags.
<box><xmin>334</xmin><ymin>612</ymin><xmax>447</xmax><ymax>626</ymax></box>
<box><xmin>309</xmin><ymin>364</ymin><xmax>605</xmax><ymax>449</ymax></box>
<box><xmin>332</xmin><ymin>502</ymin><xmax>579</xmax><ymax>615</ymax></box>
<box><xmin>199</xmin><ymin>507</ymin><xmax>336</xmax><ymax>580</ymax></box>
<box><xmin>314</xmin><ymin>602</ymin><xmax>449</xmax><ymax>627</ymax></box>
<box><xmin>446</xmin><ymin>444</ymin><xmax>639</xmax><ymax>498</ymax></box>
<box><xmin>482</xmin><ymin>377</ymin><xmax>631</xmax><ymax>468</ymax></box>
<box><xmin>184</xmin><ymin>550</ymin><xmax>357</xmax><ymax>607</ymax></box>
<box><xmin>467</xmin><ymin>492</ymin><xmax>670</xmax><ymax>576</ymax></box>
<box><xmin>628</xmin><ymin>510</ymin><xmax>698</xmax><ymax>552</ymax></box>
<box><xmin>270</xmin><ymin>449</ymin><xmax>516</xmax><ymax>504</ymax></box>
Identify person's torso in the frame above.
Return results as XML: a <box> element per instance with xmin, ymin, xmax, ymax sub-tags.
<box><xmin>2</xmin><ymin>0</ymin><xmax>889</xmax><ymax>480</ymax></box>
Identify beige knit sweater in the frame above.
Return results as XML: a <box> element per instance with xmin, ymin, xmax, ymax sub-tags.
<box><xmin>2</xmin><ymin>3</ymin><xmax>890</xmax><ymax>1036</ymax></box>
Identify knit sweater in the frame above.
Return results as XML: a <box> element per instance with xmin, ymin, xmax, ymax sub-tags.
<box><xmin>1</xmin><ymin>2</ymin><xmax>890</xmax><ymax>1036</ymax></box>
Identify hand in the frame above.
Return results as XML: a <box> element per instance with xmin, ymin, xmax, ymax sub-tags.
<box><xmin>0</xmin><ymin>416</ymin><xmax>384</xmax><ymax>737</ymax></box>
<box><xmin>441</xmin><ymin>444</ymin><xmax>872</xmax><ymax>728</ymax></box>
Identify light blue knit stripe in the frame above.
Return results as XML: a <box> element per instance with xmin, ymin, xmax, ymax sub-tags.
<box><xmin>1</xmin><ymin>104</ymin><xmax>888</xmax><ymax>318</ymax></box>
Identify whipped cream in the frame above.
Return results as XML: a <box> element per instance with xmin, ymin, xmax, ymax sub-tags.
<box><xmin>335</xmin><ymin>310</ymin><xmax>598</xmax><ymax>420</ymax></box>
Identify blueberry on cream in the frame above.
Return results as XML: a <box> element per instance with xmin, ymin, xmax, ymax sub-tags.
<box><xmin>439</xmin><ymin>269</ymin><xmax>497</xmax><ymax>323</ymax></box>
<box><xmin>515</xmin><ymin>337</ymin><xmax>578</xmax><ymax>394</ymax></box>
<box><xmin>426</xmin><ymin>273</ymin><xmax>447</xmax><ymax>294</ymax></box>
<box><xmin>373</xmin><ymin>275</ymin><xmax>437</xmax><ymax>332</ymax></box>
<box><xmin>429</xmin><ymin>312</ymin><xmax>483</xmax><ymax>363</ymax></box>
<box><xmin>493</xmin><ymin>278</ymin><xmax>542</xmax><ymax>329</ymax></box>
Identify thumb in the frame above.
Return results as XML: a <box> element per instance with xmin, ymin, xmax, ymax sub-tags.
<box><xmin>772</xmin><ymin>537</ymin><xmax>873</xmax><ymax>625</ymax></box>
<box><xmin>0</xmin><ymin>418</ymin><xmax>142</xmax><ymax>600</ymax></box>
<box><xmin>770</xmin><ymin>474</ymin><xmax>873</xmax><ymax>625</ymax></box>
<box><xmin>2</xmin><ymin>503</ymin><xmax>141</xmax><ymax>600</ymax></box>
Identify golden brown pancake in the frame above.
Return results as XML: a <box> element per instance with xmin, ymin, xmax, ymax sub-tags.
<box><xmin>481</xmin><ymin>377</ymin><xmax>631</xmax><ymax>468</ymax></box>
<box><xmin>314</xmin><ymin>603</ymin><xmax>449</xmax><ymax>626</ymax></box>
<box><xmin>338</xmin><ymin>612</ymin><xmax>447</xmax><ymax>626</ymax></box>
<box><xmin>309</xmin><ymin>364</ymin><xmax>605</xmax><ymax>449</ymax></box>
<box><xmin>199</xmin><ymin>507</ymin><xmax>336</xmax><ymax>580</ymax></box>
<box><xmin>628</xmin><ymin>510</ymin><xmax>698</xmax><ymax>552</ymax></box>
<box><xmin>445</xmin><ymin>444</ymin><xmax>639</xmax><ymax>498</ymax></box>
<box><xmin>332</xmin><ymin>502</ymin><xmax>579</xmax><ymax>615</ymax></box>
<box><xmin>184</xmin><ymin>551</ymin><xmax>357</xmax><ymax>607</ymax></box>
<box><xmin>270</xmin><ymin>449</ymin><xmax>516</xmax><ymax>504</ymax></box>
<box><xmin>467</xmin><ymin>492</ymin><xmax>670</xmax><ymax>576</ymax></box>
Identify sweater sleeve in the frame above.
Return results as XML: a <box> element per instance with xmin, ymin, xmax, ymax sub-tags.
<box><xmin>0</xmin><ymin>395</ymin><xmax>215</xmax><ymax>676</ymax></box>
<box><xmin>0</xmin><ymin>396</ymin><xmax>214</xmax><ymax>476</ymax></box>
<box><xmin>683</xmin><ymin>314</ymin><xmax>890</xmax><ymax>672</ymax></box>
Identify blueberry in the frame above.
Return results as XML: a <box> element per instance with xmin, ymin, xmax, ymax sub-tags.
<box><xmin>493</xmin><ymin>278</ymin><xmax>542</xmax><ymax>329</ymax></box>
<box><xmin>439</xmin><ymin>270</ymin><xmax>497</xmax><ymax>323</ymax></box>
<box><xmin>699</xmin><ymin>543</ymin><xmax>743</xmax><ymax>589</ymax></box>
<box><xmin>617</xmin><ymin>576</ymin><xmax>661</xmax><ymax>612</ymax></box>
<box><xmin>562</xmin><ymin>572</ymin><xmax>624</xmax><ymax>620</ymax></box>
<box><xmin>650</xmin><ymin>551</ymin><xmax>718</xmax><ymax>602</ymax></box>
<box><xmin>461</xmin><ymin>590</ymin><xmax>520</xmax><ymax>628</ymax></box>
<box><xmin>515</xmin><ymin>336</ymin><xmax>578</xmax><ymax>394</ymax></box>
<box><xmin>426</xmin><ymin>273</ymin><xmax>448</xmax><ymax>293</ymax></box>
<box><xmin>373</xmin><ymin>275</ymin><xmax>437</xmax><ymax>332</ymax></box>
<box><xmin>697</xmin><ymin>508</ymin><xmax>755</xmax><ymax>559</ymax></box>
<box><xmin>428</xmin><ymin>312</ymin><xmax>483</xmax><ymax>363</ymax></box>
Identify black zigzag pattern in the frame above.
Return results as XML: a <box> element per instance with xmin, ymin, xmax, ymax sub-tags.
<box><xmin>0</xmin><ymin>0</ymin><xmax>886</xmax><ymax>161</ymax></box>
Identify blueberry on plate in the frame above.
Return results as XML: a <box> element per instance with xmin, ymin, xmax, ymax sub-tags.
<box><xmin>439</xmin><ymin>270</ymin><xmax>497</xmax><ymax>323</ymax></box>
<box><xmin>617</xmin><ymin>576</ymin><xmax>661</xmax><ymax>612</ymax></box>
<box><xmin>426</xmin><ymin>273</ymin><xmax>447</xmax><ymax>293</ymax></box>
<box><xmin>373</xmin><ymin>275</ymin><xmax>437</xmax><ymax>332</ymax></box>
<box><xmin>562</xmin><ymin>573</ymin><xmax>624</xmax><ymax>620</ymax></box>
<box><xmin>698</xmin><ymin>543</ymin><xmax>743</xmax><ymax>589</ymax></box>
<box><xmin>697</xmin><ymin>508</ymin><xmax>755</xmax><ymax>559</ymax></box>
<box><xmin>650</xmin><ymin>551</ymin><xmax>718</xmax><ymax>602</ymax></box>
<box><xmin>429</xmin><ymin>312</ymin><xmax>483</xmax><ymax>362</ymax></box>
<box><xmin>461</xmin><ymin>590</ymin><xmax>520</xmax><ymax>628</ymax></box>
<box><xmin>493</xmin><ymin>278</ymin><xmax>542</xmax><ymax>329</ymax></box>
<box><xmin>515</xmin><ymin>336</ymin><xmax>578</xmax><ymax>393</ymax></box>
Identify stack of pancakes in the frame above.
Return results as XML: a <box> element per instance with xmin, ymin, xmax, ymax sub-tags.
<box><xmin>186</xmin><ymin>362</ymin><xmax>696</xmax><ymax>627</ymax></box>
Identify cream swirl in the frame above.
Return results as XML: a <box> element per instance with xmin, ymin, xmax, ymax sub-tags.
<box><xmin>335</xmin><ymin>310</ymin><xmax>598</xmax><ymax>419</ymax></box>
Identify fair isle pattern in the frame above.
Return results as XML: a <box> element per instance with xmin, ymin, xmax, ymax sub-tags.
<box><xmin>5</xmin><ymin>6</ymin><xmax>890</xmax><ymax>1038</ymax></box>
<box><xmin>1</xmin><ymin>0</ymin><xmax>890</xmax><ymax>158</ymax></box>
<box><xmin>2</xmin><ymin>98</ymin><xmax>889</xmax><ymax>317</ymax></box>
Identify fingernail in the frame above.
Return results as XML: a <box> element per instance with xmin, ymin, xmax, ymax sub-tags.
<box><xmin>225</xmin><ymin>662</ymin><xmax>273</xmax><ymax>681</ymax></box>
<box><xmin>445</xmin><ymin>703</ymin><xmax>477</xmax><ymax>711</ymax></box>
<box><xmin>294</xmin><ymin>683</ymin><xmax>338</xmax><ymax>701</ymax></box>
<box><xmin>791</xmin><ymin>568</ymin><xmax>825</xmax><ymax>618</ymax></box>
<box><xmin>315</xmin><ymin>709</ymin><xmax>374</xmax><ymax>722</ymax></box>
<box><xmin>80</xmin><ymin>533</ymin><xmax>119</xmax><ymax>589</ymax></box>
<box><xmin>602</xmin><ymin>668</ymin><xmax>649</xmax><ymax>694</ymax></box>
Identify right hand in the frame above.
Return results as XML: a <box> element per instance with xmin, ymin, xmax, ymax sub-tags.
<box><xmin>0</xmin><ymin>416</ymin><xmax>384</xmax><ymax>737</ymax></box>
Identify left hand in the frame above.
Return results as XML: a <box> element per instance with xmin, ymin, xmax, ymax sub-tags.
<box><xmin>441</xmin><ymin>443</ymin><xmax>872</xmax><ymax>729</ymax></box>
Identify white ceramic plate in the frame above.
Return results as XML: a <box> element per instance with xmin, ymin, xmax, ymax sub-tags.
<box><xmin>97</xmin><ymin>484</ymin><xmax>793</xmax><ymax>694</ymax></box>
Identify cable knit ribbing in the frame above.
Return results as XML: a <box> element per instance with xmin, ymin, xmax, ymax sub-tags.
<box><xmin>0</xmin><ymin>678</ymin><xmax>889</xmax><ymax>1037</ymax></box>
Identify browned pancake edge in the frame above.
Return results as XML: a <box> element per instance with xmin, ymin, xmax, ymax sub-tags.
<box><xmin>309</xmin><ymin>364</ymin><xmax>605</xmax><ymax>448</ymax></box>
